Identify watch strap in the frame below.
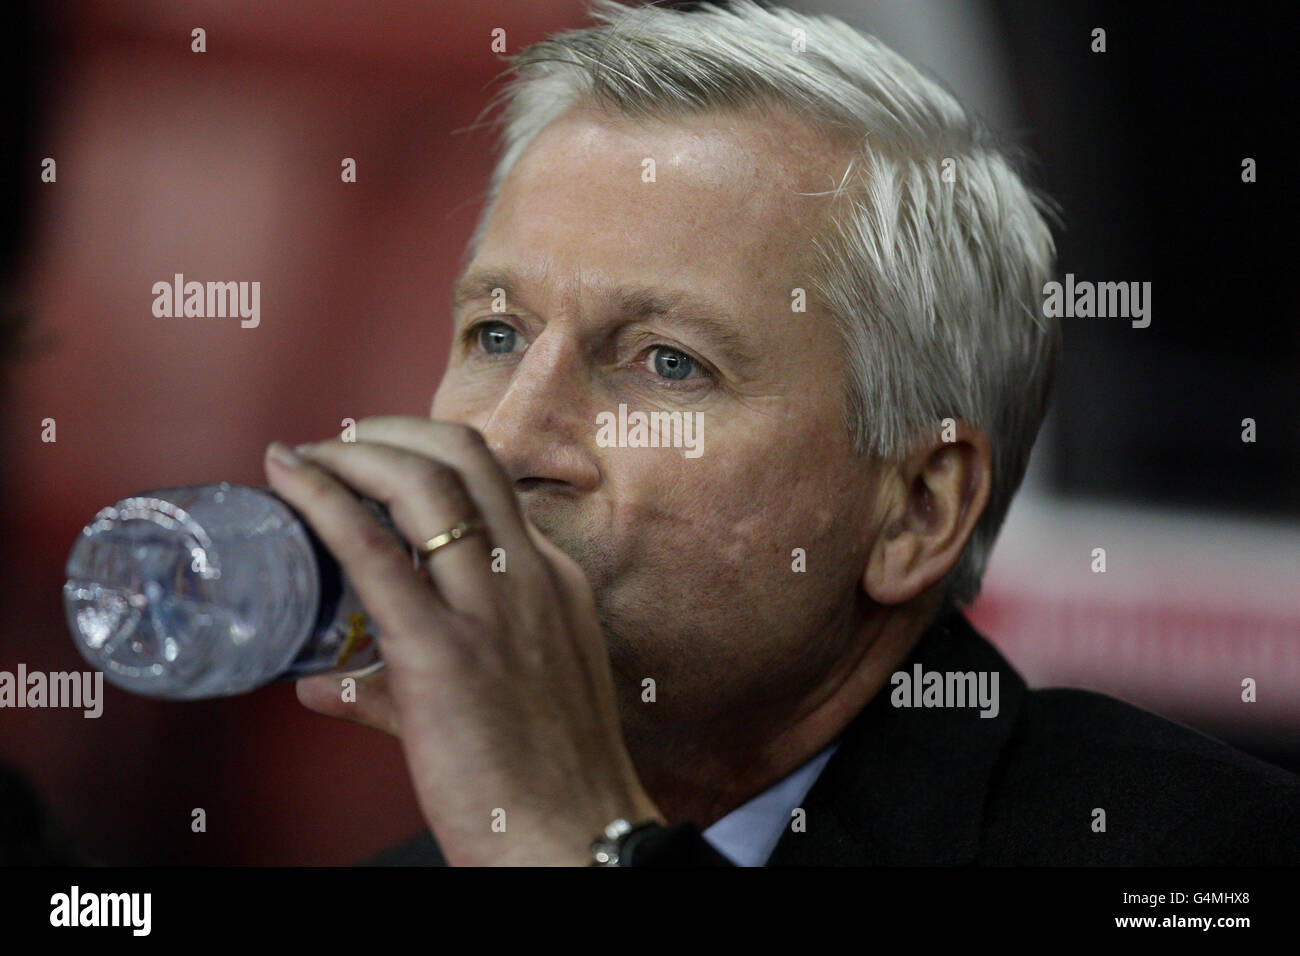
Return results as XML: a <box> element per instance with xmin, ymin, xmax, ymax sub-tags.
<box><xmin>591</xmin><ymin>819</ymin><xmax>735</xmax><ymax>866</ymax></box>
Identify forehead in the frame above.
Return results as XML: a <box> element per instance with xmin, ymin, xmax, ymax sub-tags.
<box><xmin>474</xmin><ymin>102</ymin><xmax>848</xmax><ymax>317</ymax></box>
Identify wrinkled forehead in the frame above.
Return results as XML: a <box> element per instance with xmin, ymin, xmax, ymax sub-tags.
<box><xmin>474</xmin><ymin>101</ymin><xmax>849</xmax><ymax>323</ymax></box>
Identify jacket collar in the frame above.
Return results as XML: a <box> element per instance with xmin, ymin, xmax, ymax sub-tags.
<box><xmin>766</xmin><ymin>604</ymin><xmax>1025</xmax><ymax>865</ymax></box>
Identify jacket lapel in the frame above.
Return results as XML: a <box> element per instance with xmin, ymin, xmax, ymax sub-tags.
<box><xmin>766</xmin><ymin>606</ymin><xmax>1025</xmax><ymax>865</ymax></box>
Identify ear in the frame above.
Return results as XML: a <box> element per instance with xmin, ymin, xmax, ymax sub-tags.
<box><xmin>863</xmin><ymin>422</ymin><xmax>993</xmax><ymax>606</ymax></box>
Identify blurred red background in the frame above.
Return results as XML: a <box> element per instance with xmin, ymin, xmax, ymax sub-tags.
<box><xmin>2</xmin><ymin>0</ymin><xmax>589</xmax><ymax>865</ymax></box>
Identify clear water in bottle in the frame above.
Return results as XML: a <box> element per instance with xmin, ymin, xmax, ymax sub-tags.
<box><xmin>63</xmin><ymin>483</ymin><xmax>383</xmax><ymax>700</ymax></box>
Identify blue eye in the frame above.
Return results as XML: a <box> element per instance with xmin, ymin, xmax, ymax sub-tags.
<box><xmin>477</xmin><ymin>322</ymin><xmax>518</xmax><ymax>355</ymax></box>
<box><xmin>649</xmin><ymin>347</ymin><xmax>695</xmax><ymax>380</ymax></box>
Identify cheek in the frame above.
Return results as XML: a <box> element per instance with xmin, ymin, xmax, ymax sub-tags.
<box><xmin>713</xmin><ymin>463</ymin><xmax>850</xmax><ymax>576</ymax></box>
<box><xmin>603</xmin><ymin>453</ymin><xmax>721</xmax><ymax>543</ymax></box>
<box><xmin>609</xmin><ymin>438</ymin><xmax>859</xmax><ymax>586</ymax></box>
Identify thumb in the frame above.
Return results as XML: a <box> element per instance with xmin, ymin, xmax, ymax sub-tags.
<box><xmin>295</xmin><ymin>666</ymin><xmax>400</xmax><ymax>737</ymax></box>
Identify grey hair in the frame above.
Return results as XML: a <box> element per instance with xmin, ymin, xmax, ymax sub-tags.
<box><xmin>470</xmin><ymin>0</ymin><xmax>1060</xmax><ymax>607</ymax></box>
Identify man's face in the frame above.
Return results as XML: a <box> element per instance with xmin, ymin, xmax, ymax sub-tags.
<box><xmin>432</xmin><ymin>103</ymin><xmax>886</xmax><ymax>737</ymax></box>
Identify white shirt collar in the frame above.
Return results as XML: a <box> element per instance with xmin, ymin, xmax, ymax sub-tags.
<box><xmin>701</xmin><ymin>740</ymin><xmax>840</xmax><ymax>866</ymax></box>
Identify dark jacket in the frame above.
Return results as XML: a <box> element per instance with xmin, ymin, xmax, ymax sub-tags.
<box><xmin>363</xmin><ymin>604</ymin><xmax>1300</xmax><ymax>865</ymax></box>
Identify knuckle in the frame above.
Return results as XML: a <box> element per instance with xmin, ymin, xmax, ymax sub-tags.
<box><xmin>351</xmin><ymin>516</ymin><xmax>404</xmax><ymax>563</ymax></box>
<box><xmin>447</xmin><ymin>423</ymin><xmax>487</xmax><ymax>453</ymax></box>
<box><xmin>296</xmin><ymin>462</ymin><xmax>333</xmax><ymax>496</ymax></box>
<box><xmin>405</xmin><ymin>458</ymin><xmax>470</xmax><ymax>508</ymax></box>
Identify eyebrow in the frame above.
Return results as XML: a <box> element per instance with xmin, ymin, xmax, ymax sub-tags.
<box><xmin>451</xmin><ymin>268</ymin><xmax>525</xmax><ymax>314</ymax></box>
<box><xmin>451</xmin><ymin>266</ymin><xmax>759</xmax><ymax>368</ymax></box>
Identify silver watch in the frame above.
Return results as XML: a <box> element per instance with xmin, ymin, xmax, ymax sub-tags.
<box><xmin>589</xmin><ymin>818</ymin><xmax>662</xmax><ymax>866</ymax></box>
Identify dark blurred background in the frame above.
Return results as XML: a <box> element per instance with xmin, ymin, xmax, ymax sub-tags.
<box><xmin>1</xmin><ymin>0</ymin><xmax>1295</xmax><ymax>864</ymax></box>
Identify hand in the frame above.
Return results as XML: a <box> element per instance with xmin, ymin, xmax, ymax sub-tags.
<box><xmin>263</xmin><ymin>415</ymin><xmax>664</xmax><ymax>865</ymax></box>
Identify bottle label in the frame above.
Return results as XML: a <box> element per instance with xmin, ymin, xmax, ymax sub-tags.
<box><xmin>279</xmin><ymin>578</ymin><xmax>382</xmax><ymax>680</ymax></box>
<box><xmin>276</xmin><ymin>497</ymin><xmax>391</xmax><ymax>682</ymax></box>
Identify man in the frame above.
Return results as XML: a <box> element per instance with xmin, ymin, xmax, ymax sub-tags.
<box><xmin>262</xmin><ymin>1</ymin><xmax>1300</xmax><ymax>865</ymax></box>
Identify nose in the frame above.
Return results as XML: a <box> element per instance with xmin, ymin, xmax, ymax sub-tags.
<box><xmin>480</xmin><ymin>327</ymin><xmax>601</xmax><ymax>493</ymax></box>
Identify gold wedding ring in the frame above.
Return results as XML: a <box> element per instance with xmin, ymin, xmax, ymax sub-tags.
<box><xmin>415</xmin><ymin>519</ymin><xmax>485</xmax><ymax>560</ymax></box>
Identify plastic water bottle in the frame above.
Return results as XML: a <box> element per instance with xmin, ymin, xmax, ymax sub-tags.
<box><xmin>62</xmin><ymin>483</ymin><xmax>387</xmax><ymax>700</ymax></box>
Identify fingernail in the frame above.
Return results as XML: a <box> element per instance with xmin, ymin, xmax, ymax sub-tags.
<box><xmin>294</xmin><ymin>442</ymin><xmax>317</xmax><ymax>456</ymax></box>
<box><xmin>267</xmin><ymin>441</ymin><xmax>301</xmax><ymax>469</ymax></box>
